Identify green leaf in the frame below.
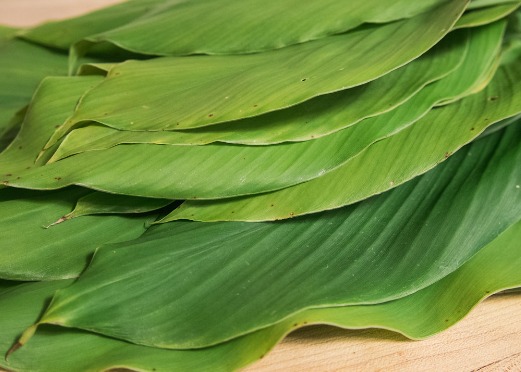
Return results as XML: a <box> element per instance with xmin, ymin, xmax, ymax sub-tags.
<box><xmin>0</xmin><ymin>76</ymin><xmax>153</xmax><ymax>281</ymax></box>
<box><xmin>46</xmin><ymin>0</ymin><xmax>467</xmax><ymax>146</ymax></box>
<box><xmin>3</xmin><ymin>218</ymin><xmax>521</xmax><ymax>372</ymax></box>
<box><xmin>47</xmin><ymin>191</ymin><xmax>172</xmax><ymax>227</ymax></box>
<box><xmin>168</xmin><ymin>54</ymin><xmax>521</xmax><ymax>222</ymax></box>
<box><xmin>31</xmin><ymin>124</ymin><xmax>521</xmax><ymax>349</ymax></box>
<box><xmin>76</xmin><ymin>0</ymin><xmax>452</xmax><ymax>57</ymax></box>
<box><xmin>48</xmin><ymin>21</ymin><xmax>501</xmax><ymax>163</ymax></box>
<box><xmin>455</xmin><ymin>1</ymin><xmax>521</xmax><ymax>29</ymax></box>
<box><xmin>0</xmin><ymin>106</ymin><xmax>25</xmax><ymax>152</ymax></box>
<box><xmin>0</xmin><ymin>76</ymin><xmax>104</xmax><ymax>174</ymax></box>
<box><xmin>0</xmin><ymin>187</ymin><xmax>154</xmax><ymax>281</ymax></box>
<box><xmin>18</xmin><ymin>0</ymin><xmax>159</xmax><ymax>50</ymax></box>
<box><xmin>0</xmin><ymin>31</ymin><xmax>68</xmax><ymax>138</ymax></box>
<box><xmin>50</xmin><ymin>28</ymin><xmax>470</xmax><ymax>155</ymax></box>
<box><xmin>2</xmin><ymin>23</ymin><xmax>506</xmax><ymax>202</ymax></box>
<box><xmin>468</xmin><ymin>0</ymin><xmax>520</xmax><ymax>9</ymax></box>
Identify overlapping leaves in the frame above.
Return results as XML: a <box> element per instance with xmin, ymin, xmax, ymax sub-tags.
<box><xmin>1</xmin><ymin>1</ymin><xmax>521</xmax><ymax>371</ymax></box>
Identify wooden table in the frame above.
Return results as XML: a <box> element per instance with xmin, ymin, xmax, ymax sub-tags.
<box><xmin>1</xmin><ymin>1</ymin><xmax>520</xmax><ymax>370</ymax></box>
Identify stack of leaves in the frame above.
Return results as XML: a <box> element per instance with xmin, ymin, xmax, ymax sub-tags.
<box><xmin>1</xmin><ymin>0</ymin><xmax>521</xmax><ymax>370</ymax></box>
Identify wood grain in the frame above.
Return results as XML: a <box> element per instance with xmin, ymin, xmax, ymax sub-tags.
<box><xmin>0</xmin><ymin>1</ymin><xmax>520</xmax><ymax>371</ymax></box>
<box><xmin>245</xmin><ymin>293</ymin><xmax>521</xmax><ymax>372</ymax></box>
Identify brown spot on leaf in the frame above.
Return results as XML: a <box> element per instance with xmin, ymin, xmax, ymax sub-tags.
<box><xmin>5</xmin><ymin>341</ymin><xmax>22</xmax><ymax>359</ymax></box>
<box><xmin>54</xmin><ymin>177</ymin><xmax>62</xmax><ymax>181</ymax></box>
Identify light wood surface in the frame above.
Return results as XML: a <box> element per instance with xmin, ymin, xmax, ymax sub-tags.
<box><xmin>246</xmin><ymin>293</ymin><xmax>521</xmax><ymax>372</ymax></box>
<box><xmin>1</xmin><ymin>1</ymin><xmax>520</xmax><ymax>371</ymax></box>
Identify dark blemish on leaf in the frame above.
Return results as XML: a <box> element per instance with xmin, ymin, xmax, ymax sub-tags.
<box><xmin>2</xmin><ymin>181</ymin><xmax>8</xmax><ymax>185</ymax></box>
<box><xmin>485</xmin><ymin>290</ymin><xmax>490</xmax><ymax>294</ymax></box>
<box><xmin>55</xmin><ymin>125</ymin><xmax>60</xmax><ymax>128</ymax></box>
<box><xmin>470</xmin><ymin>127</ymin><xmax>475</xmax><ymax>131</ymax></box>
<box><xmin>270</xmin><ymin>204</ymin><xmax>274</xmax><ymax>207</ymax></box>
<box><xmin>293</xmin><ymin>323</ymin><xmax>298</xmax><ymax>327</ymax></box>
<box><xmin>253</xmin><ymin>104</ymin><xmax>258</xmax><ymax>107</ymax></box>
<box><xmin>231</xmin><ymin>211</ymin><xmax>235</xmax><ymax>214</ymax></box>
<box><xmin>289</xmin><ymin>212</ymin><xmax>294</xmax><ymax>217</ymax></box>
<box><xmin>18</xmin><ymin>146</ymin><xmax>22</xmax><ymax>150</ymax></box>
<box><xmin>208</xmin><ymin>114</ymin><xmax>214</xmax><ymax>118</ymax></box>
<box><xmin>5</xmin><ymin>341</ymin><xmax>22</xmax><ymax>359</ymax></box>
<box><xmin>301</xmin><ymin>78</ymin><xmax>307</xmax><ymax>82</ymax></box>
<box><xmin>5</xmin><ymin>174</ymin><xmax>12</xmax><ymax>177</ymax></box>
<box><xmin>444</xmin><ymin>152</ymin><xmax>452</xmax><ymax>159</ymax></box>
<box><xmin>54</xmin><ymin>177</ymin><xmax>62</xmax><ymax>181</ymax></box>
<box><xmin>26</xmin><ymin>166</ymin><xmax>31</xmax><ymax>170</ymax></box>
<box><xmin>445</xmin><ymin>319</ymin><xmax>449</xmax><ymax>322</ymax></box>
<box><xmin>16</xmin><ymin>177</ymin><xmax>20</xmax><ymax>180</ymax></box>
<box><xmin>488</xmin><ymin>96</ymin><xmax>498</xmax><ymax>101</ymax></box>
